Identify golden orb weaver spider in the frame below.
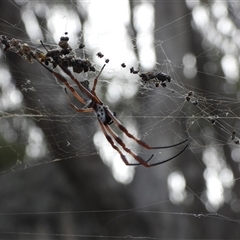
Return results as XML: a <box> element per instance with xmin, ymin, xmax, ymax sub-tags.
<box><xmin>0</xmin><ymin>35</ymin><xmax>188</xmax><ymax>167</ymax></box>
<box><xmin>34</xmin><ymin>55</ymin><xmax>188</xmax><ymax>166</ymax></box>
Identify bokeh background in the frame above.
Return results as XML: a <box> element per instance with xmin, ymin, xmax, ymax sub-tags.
<box><xmin>0</xmin><ymin>0</ymin><xmax>240</xmax><ymax>239</ymax></box>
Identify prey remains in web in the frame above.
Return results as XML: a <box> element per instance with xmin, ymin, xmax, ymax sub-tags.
<box><xmin>0</xmin><ymin>34</ymin><xmax>188</xmax><ymax>167</ymax></box>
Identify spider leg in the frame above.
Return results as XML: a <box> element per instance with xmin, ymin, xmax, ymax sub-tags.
<box><xmin>64</xmin><ymin>88</ymin><xmax>94</xmax><ymax>113</ymax></box>
<box><xmin>32</xmin><ymin>54</ymin><xmax>87</xmax><ymax>105</ymax></box>
<box><xmin>58</xmin><ymin>65</ymin><xmax>103</xmax><ymax>104</ymax></box>
<box><xmin>104</xmin><ymin>123</ymin><xmax>154</xmax><ymax>167</ymax></box>
<box><xmin>98</xmin><ymin>120</ymin><xmax>153</xmax><ymax>166</ymax></box>
<box><xmin>91</xmin><ymin>64</ymin><xmax>106</xmax><ymax>95</ymax></box>
<box><xmin>105</xmin><ymin>122</ymin><xmax>188</xmax><ymax>167</ymax></box>
<box><xmin>39</xmin><ymin>40</ymin><xmax>102</xmax><ymax>103</ymax></box>
<box><xmin>32</xmin><ymin>51</ymin><xmax>102</xmax><ymax>105</ymax></box>
<box><xmin>144</xmin><ymin>143</ymin><xmax>189</xmax><ymax>167</ymax></box>
<box><xmin>106</xmin><ymin>108</ymin><xmax>188</xmax><ymax>150</ymax></box>
<box><xmin>40</xmin><ymin>40</ymin><xmax>49</xmax><ymax>52</ymax></box>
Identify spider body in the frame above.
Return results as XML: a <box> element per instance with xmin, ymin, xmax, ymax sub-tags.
<box><xmin>66</xmin><ymin>80</ymin><xmax>115</xmax><ymax>125</ymax></box>
<box><xmin>95</xmin><ymin>104</ymin><xmax>114</xmax><ymax>125</ymax></box>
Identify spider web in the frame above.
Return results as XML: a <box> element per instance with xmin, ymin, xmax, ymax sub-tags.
<box><xmin>0</xmin><ymin>0</ymin><xmax>240</xmax><ymax>239</ymax></box>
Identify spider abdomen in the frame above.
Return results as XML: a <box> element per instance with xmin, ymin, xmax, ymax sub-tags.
<box><xmin>95</xmin><ymin>104</ymin><xmax>115</xmax><ymax>125</ymax></box>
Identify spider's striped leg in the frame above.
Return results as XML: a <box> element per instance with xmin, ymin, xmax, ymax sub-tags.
<box><xmin>98</xmin><ymin>120</ymin><xmax>153</xmax><ymax>166</ymax></box>
<box><xmin>105</xmin><ymin>122</ymin><xmax>188</xmax><ymax>167</ymax></box>
<box><xmin>38</xmin><ymin>40</ymin><xmax>101</xmax><ymax>105</ymax></box>
<box><xmin>91</xmin><ymin>64</ymin><xmax>106</xmax><ymax>95</ymax></box>
<box><xmin>106</xmin><ymin>108</ymin><xmax>188</xmax><ymax>150</ymax></box>
<box><xmin>32</xmin><ymin>54</ymin><xmax>86</xmax><ymax>105</ymax></box>
<box><xmin>64</xmin><ymin>88</ymin><xmax>94</xmax><ymax>113</ymax></box>
<box><xmin>104</xmin><ymin>123</ymin><xmax>154</xmax><ymax>167</ymax></box>
<box><xmin>58</xmin><ymin>65</ymin><xmax>103</xmax><ymax>105</ymax></box>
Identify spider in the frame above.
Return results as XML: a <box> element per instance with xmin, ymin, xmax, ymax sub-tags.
<box><xmin>0</xmin><ymin>35</ymin><xmax>188</xmax><ymax>167</ymax></box>
<box><xmin>30</xmin><ymin>41</ymin><xmax>188</xmax><ymax>167</ymax></box>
